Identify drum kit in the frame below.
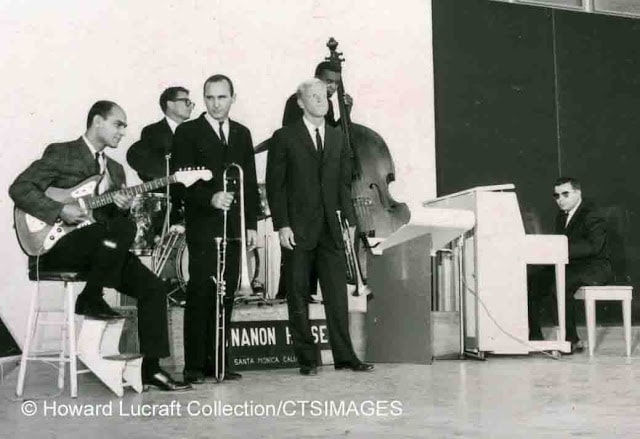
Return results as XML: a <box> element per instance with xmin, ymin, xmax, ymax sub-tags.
<box><xmin>128</xmin><ymin>181</ymin><xmax>276</xmax><ymax>307</ymax></box>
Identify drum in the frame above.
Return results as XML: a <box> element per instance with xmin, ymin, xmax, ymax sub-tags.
<box><xmin>257</xmin><ymin>183</ymin><xmax>270</xmax><ymax>220</ymax></box>
<box><xmin>152</xmin><ymin>228</ymin><xmax>188</xmax><ymax>307</ymax></box>
<box><xmin>130</xmin><ymin>193</ymin><xmax>168</xmax><ymax>255</ymax></box>
<box><xmin>153</xmin><ymin>227</ymin><xmax>189</xmax><ymax>286</ymax></box>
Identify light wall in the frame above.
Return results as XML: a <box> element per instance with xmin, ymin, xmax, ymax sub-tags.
<box><xmin>0</xmin><ymin>0</ymin><xmax>435</xmax><ymax>344</ymax></box>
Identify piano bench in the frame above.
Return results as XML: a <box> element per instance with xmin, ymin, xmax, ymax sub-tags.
<box><xmin>574</xmin><ymin>286</ymin><xmax>633</xmax><ymax>357</ymax></box>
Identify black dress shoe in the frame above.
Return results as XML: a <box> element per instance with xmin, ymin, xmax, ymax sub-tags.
<box><xmin>300</xmin><ymin>366</ymin><xmax>318</xmax><ymax>376</ymax></box>
<box><xmin>183</xmin><ymin>370</ymin><xmax>205</xmax><ymax>384</ymax></box>
<box><xmin>95</xmin><ymin>297</ymin><xmax>122</xmax><ymax>318</ymax></box>
<box><xmin>75</xmin><ymin>295</ymin><xmax>121</xmax><ymax>320</ymax></box>
<box><xmin>570</xmin><ymin>340</ymin><xmax>585</xmax><ymax>354</ymax></box>
<box><xmin>335</xmin><ymin>362</ymin><xmax>374</xmax><ymax>372</ymax></box>
<box><xmin>144</xmin><ymin>370</ymin><xmax>192</xmax><ymax>391</ymax></box>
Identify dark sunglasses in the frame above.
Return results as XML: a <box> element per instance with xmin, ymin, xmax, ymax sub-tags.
<box><xmin>552</xmin><ymin>190</ymin><xmax>573</xmax><ymax>200</ymax></box>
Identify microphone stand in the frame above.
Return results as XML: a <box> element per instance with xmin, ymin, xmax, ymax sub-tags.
<box><xmin>160</xmin><ymin>152</ymin><xmax>172</xmax><ymax>243</ymax></box>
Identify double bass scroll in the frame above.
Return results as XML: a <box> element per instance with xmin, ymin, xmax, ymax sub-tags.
<box><xmin>325</xmin><ymin>37</ymin><xmax>410</xmax><ymax>241</ymax></box>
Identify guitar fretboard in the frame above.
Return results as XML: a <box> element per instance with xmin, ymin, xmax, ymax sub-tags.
<box><xmin>86</xmin><ymin>175</ymin><xmax>177</xmax><ymax>208</ymax></box>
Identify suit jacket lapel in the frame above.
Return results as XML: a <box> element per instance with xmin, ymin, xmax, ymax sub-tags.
<box><xmin>198</xmin><ymin>114</ymin><xmax>221</xmax><ymax>150</ymax></box>
<box><xmin>565</xmin><ymin>202</ymin><xmax>585</xmax><ymax>233</ymax></box>
<box><xmin>322</xmin><ymin>125</ymin><xmax>339</xmax><ymax>167</ymax></box>
<box><xmin>76</xmin><ymin>137</ymin><xmax>99</xmax><ymax>176</ymax></box>
<box><xmin>294</xmin><ymin>120</ymin><xmax>321</xmax><ymax>161</ymax></box>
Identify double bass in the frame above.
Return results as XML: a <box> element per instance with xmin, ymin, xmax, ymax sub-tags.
<box><xmin>325</xmin><ymin>38</ymin><xmax>411</xmax><ymax>288</ymax></box>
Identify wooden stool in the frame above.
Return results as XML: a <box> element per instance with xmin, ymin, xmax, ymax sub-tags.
<box><xmin>574</xmin><ymin>286</ymin><xmax>633</xmax><ymax>357</ymax></box>
<box><xmin>16</xmin><ymin>271</ymin><xmax>86</xmax><ymax>398</ymax></box>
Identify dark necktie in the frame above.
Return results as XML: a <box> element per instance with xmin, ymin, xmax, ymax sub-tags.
<box><xmin>219</xmin><ymin>121</ymin><xmax>227</xmax><ymax>146</ymax></box>
<box><xmin>94</xmin><ymin>152</ymin><xmax>103</xmax><ymax>175</ymax></box>
<box><xmin>315</xmin><ymin>128</ymin><xmax>323</xmax><ymax>154</ymax></box>
<box><xmin>562</xmin><ymin>211</ymin><xmax>570</xmax><ymax>228</ymax></box>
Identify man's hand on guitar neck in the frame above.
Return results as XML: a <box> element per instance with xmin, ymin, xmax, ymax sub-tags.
<box><xmin>60</xmin><ymin>204</ymin><xmax>92</xmax><ymax>225</ymax></box>
<box><xmin>112</xmin><ymin>187</ymin><xmax>133</xmax><ymax>211</ymax></box>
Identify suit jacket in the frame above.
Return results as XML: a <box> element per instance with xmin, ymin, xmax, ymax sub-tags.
<box><xmin>266</xmin><ymin>119</ymin><xmax>355</xmax><ymax>250</ymax></box>
<box><xmin>9</xmin><ymin>137</ymin><xmax>126</xmax><ymax>225</ymax></box>
<box><xmin>555</xmin><ymin>199</ymin><xmax>612</xmax><ymax>282</ymax></box>
<box><xmin>126</xmin><ymin>118</ymin><xmax>173</xmax><ymax>181</ymax></box>
<box><xmin>171</xmin><ymin>113</ymin><xmax>258</xmax><ymax>244</ymax></box>
<box><xmin>282</xmin><ymin>93</ymin><xmax>338</xmax><ymax>127</ymax></box>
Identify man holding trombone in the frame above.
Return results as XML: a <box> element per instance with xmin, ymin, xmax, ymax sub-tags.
<box><xmin>266</xmin><ymin>78</ymin><xmax>373</xmax><ymax>376</ymax></box>
<box><xmin>172</xmin><ymin>74</ymin><xmax>259</xmax><ymax>384</ymax></box>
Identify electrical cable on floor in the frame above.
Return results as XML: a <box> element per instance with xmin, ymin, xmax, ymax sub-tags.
<box><xmin>462</xmin><ymin>277</ymin><xmax>562</xmax><ymax>360</ymax></box>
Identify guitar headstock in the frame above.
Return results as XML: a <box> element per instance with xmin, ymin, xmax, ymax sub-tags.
<box><xmin>174</xmin><ymin>167</ymin><xmax>213</xmax><ymax>187</ymax></box>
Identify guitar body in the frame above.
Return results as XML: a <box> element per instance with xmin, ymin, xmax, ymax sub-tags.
<box><xmin>14</xmin><ymin>176</ymin><xmax>101</xmax><ymax>256</ymax></box>
<box><xmin>13</xmin><ymin>169</ymin><xmax>212</xmax><ymax>257</ymax></box>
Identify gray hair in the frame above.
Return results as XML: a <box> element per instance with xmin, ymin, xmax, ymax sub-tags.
<box><xmin>296</xmin><ymin>78</ymin><xmax>326</xmax><ymax>99</ymax></box>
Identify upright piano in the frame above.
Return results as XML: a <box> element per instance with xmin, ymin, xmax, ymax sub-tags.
<box><xmin>424</xmin><ymin>184</ymin><xmax>571</xmax><ymax>356</ymax></box>
<box><xmin>366</xmin><ymin>184</ymin><xmax>571</xmax><ymax>363</ymax></box>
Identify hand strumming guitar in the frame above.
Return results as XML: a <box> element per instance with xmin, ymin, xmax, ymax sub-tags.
<box><xmin>59</xmin><ymin>204</ymin><xmax>91</xmax><ymax>225</ymax></box>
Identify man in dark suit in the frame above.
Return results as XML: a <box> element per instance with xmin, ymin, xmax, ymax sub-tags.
<box><xmin>172</xmin><ymin>75</ymin><xmax>259</xmax><ymax>384</ymax></box>
<box><xmin>127</xmin><ymin>86</ymin><xmax>194</xmax><ymax>222</ymax></box>
<box><xmin>528</xmin><ymin>177</ymin><xmax>613</xmax><ymax>352</ymax></box>
<box><xmin>276</xmin><ymin>61</ymin><xmax>353</xmax><ymax>301</ymax></box>
<box><xmin>9</xmin><ymin>101</ymin><xmax>191</xmax><ymax>391</ymax></box>
<box><xmin>266</xmin><ymin>78</ymin><xmax>373</xmax><ymax>375</ymax></box>
<box><xmin>127</xmin><ymin>86</ymin><xmax>194</xmax><ymax>181</ymax></box>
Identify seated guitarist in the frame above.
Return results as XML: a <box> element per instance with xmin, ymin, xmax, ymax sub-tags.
<box><xmin>9</xmin><ymin>101</ymin><xmax>191</xmax><ymax>392</ymax></box>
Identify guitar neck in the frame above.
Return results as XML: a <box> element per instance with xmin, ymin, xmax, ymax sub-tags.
<box><xmin>86</xmin><ymin>175</ymin><xmax>176</xmax><ymax>208</ymax></box>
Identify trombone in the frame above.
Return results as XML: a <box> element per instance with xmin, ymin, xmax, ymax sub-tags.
<box><xmin>212</xmin><ymin>163</ymin><xmax>254</xmax><ymax>382</ymax></box>
<box><xmin>336</xmin><ymin>210</ymin><xmax>371</xmax><ymax>297</ymax></box>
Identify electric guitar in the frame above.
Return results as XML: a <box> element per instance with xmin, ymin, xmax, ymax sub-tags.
<box><xmin>14</xmin><ymin>168</ymin><xmax>212</xmax><ymax>256</ymax></box>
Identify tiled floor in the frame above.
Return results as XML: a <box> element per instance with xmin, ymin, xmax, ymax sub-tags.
<box><xmin>1</xmin><ymin>326</ymin><xmax>639</xmax><ymax>438</ymax></box>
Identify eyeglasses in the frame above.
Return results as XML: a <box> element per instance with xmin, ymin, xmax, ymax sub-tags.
<box><xmin>171</xmin><ymin>98</ymin><xmax>194</xmax><ymax>107</ymax></box>
<box><xmin>552</xmin><ymin>190</ymin><xmax>574</xmax><ymax>200</ymax></box>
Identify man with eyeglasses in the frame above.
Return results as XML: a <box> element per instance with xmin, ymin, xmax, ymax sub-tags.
<box><xmin>528</xmin><ymin>177</ymin><xmax>612</xmax><ymax>353</ymax></box>
<box><xmin>127</xmin><ymin>86</ymin><xmax>195</xmax><ymax>183</ymax></box>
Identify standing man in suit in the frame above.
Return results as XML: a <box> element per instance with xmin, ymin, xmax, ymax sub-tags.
<box><xmin>528</xmin><ymin>177</ymin><xmax>613</xmax><ymax>352</ymax></box>
<box><xmin>276</xmin><ymin>61</ymin><xmax>353</xmax><ymax>301</ymax></box>
<box><xmin>9</xmin><ymin>101</ymin><xmax>191</xmax><ymax>391</ymax></box>
<box><xmin>266</xmin><ymin>78</ymin><xmax>373</xmax><ymax>375</ymax></box>
<box><xmin>172</xmin><ymin>75</ymin><xmax>259</xmax><ymax>384</ymax></box>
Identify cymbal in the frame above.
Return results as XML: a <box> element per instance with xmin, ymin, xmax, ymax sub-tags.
<box><xmin>254</xmin><ymin>138</ymin><xmax>271</xmax><ymax>154</ymax></box>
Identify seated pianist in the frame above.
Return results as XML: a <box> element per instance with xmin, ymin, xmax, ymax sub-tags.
<box><xmin>528</xmin><ymin>177</ymin><xmax>613</xmax><ymax>354</ymax></box>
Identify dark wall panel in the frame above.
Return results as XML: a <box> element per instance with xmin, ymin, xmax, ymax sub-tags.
<box><xmin>555</xmin><ymin>11</ymin><xmax>640</xmax><ymax>285</ymax></box>
<box><xmin>432</xmin><ymin>1</ymin><xmax>640</xmax><ymax>321</ymax></box>
<box><xmin>433</xmin><ymin>0</ymin><xmax>560</xmax><ymax>232</ymax></box>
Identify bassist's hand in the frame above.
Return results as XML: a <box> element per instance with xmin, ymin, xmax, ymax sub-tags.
<box><xmin>60</xmin><ymin>204</ymin><xmax>91</xmax><ymax>225</ymax></box>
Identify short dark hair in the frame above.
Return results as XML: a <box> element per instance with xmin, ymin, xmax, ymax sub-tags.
<box><xmin>160</xmin><ymin>86</ymin><xmax>189</xmax><ymax>113</ymax></box>
<box><xmin>203</xmin><ymin>74</ymin><xmax>234</xmax><ymax>96</ymax></box>
<box><xmin>314</xmin><ymin>61</ymin><xmax>341</xmax><ymax>77</ymax></box>
<box><xmin>86</xmin><ymin>100</ymin><xmax>118</xmax><ymax>129</ymax></box>
<box><xmin>555</xmin><ymin>177</ymin><xmax>581</xmax><ymax>190</ymax></box>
